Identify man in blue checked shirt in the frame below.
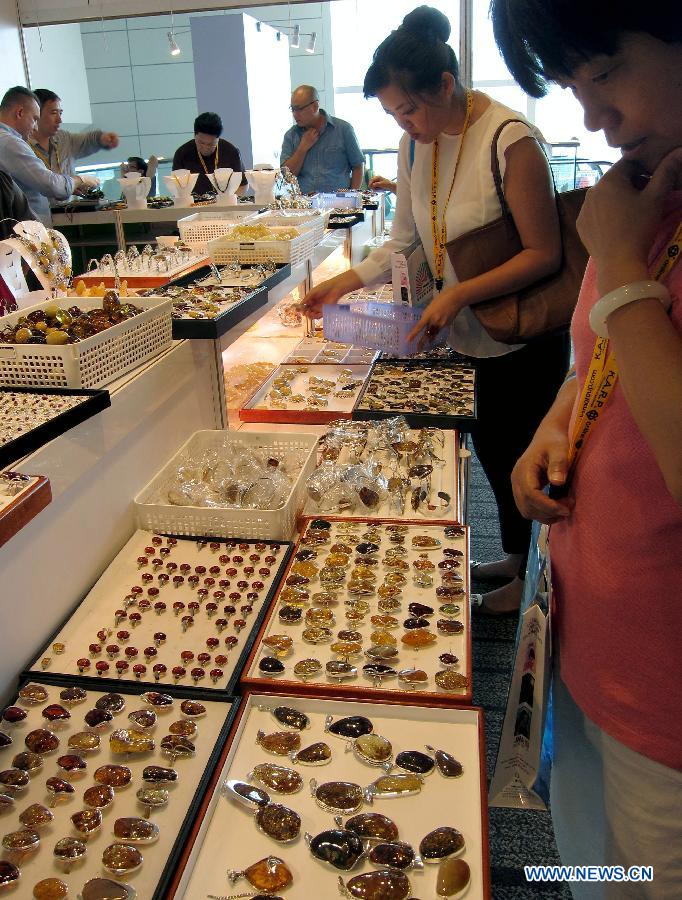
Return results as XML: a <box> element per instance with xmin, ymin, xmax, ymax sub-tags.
<box><xmin>281</xmin><ymin>85</ymin><xmax>364</xmax><ymax>194</ymax></box>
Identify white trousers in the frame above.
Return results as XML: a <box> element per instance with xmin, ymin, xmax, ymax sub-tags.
<box><xmin>550</xmin><ymin>672</ymin><xmax>682</xmax><ymax>899</ymax></box>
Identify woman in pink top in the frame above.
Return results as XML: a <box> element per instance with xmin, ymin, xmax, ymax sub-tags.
<box><xmin>493</xmin><ymin>1</ymin><xmax>682</xmax><ymax>896</ymax></box>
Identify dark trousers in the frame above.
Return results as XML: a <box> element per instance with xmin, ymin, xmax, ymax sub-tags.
<box><xmin>468</xmin><ymin>331</ymin><xmax>571</xmax><ymax>559</ymax></box>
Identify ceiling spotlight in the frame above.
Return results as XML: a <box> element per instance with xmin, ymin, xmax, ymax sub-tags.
<box><xmin>306</xmin><ymin>31</ymin><xmax>317</xmax><ymax>54</ymax></box>
<box><xmin>168</xmin><ymin>32</ymin><xmax>180</xmax><ymax>56</ymax></box>
<box><xmin>291</xmin><ymin>24</ymin><xmax>300</xmax><ymax>49</ymax></box>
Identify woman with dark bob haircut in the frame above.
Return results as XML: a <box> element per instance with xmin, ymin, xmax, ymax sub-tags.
<box><xmin>493</xmin><ymin>1</ymin><xmax>682</xmax><ymax>894</ymax></box>
<box><xmin>304</xmin><ymin>6</ymin><xmax>569</xmax><ymax>617</ymax></box>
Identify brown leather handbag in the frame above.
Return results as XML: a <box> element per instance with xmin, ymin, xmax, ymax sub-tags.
<box><xmin>446</xmin><ymin>118</ymin><xmax>589</xmax><ymax>343</ymax></box>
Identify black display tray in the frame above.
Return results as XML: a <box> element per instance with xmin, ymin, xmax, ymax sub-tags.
<box><xmin>12</xmin><ymin>675</ymin><xmax>241</xmax><ymax>900</ymax></box>
<box><xmin>0</xmin><ymin>386</ymin><xmax>111</xmax><ymax>467</ymax></box>
<box><xmin>352</xmin><ymin>357</ymin><xmax>478</xmax><ymax>431</ymax></box>
<box><xmin>327</xmin><ymin>211</ymin><xmax>366</xmax><ymax>230</ymax></box>
<box><xmin>166</xmin><ymin>263</ymin><xmax>291</xmax><ymax>340</ymax></box>
<box><xmin>23</xmin><ymin>534</ymin><xmax>294</xmax><ymax>701</ymax></box>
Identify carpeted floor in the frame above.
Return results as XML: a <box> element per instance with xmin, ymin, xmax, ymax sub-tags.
<box><xmin>468</xmin><ymin>452</ymin><xmax>571</xmax><ymax>900</ymax></box>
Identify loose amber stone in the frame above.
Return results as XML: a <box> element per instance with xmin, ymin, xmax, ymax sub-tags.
<box><xmin>33</xmin><ymin>877</ymin><xmax>68</xmax><ymax>899</ymax></box>
<box><xmin>400</xmin><ymin>630</ymin><xmax>437</xmax><ymax>649</ymax></box>
<box><xmin>83</xmin><ymin>784</ymin><xmax>115</xmax><ymax>809</ymax></box>
<box><xmin>19</xmin><ymin>803</ymin><xmax>53</xmax><ymax>828</ymax></box>
<box><xmin>94</xmin><ymin>765</ymin><xmax>132</xmax><ymax>789</ymax></box>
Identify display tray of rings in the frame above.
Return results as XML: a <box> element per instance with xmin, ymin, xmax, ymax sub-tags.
<box><xmin>240</xmin><ymin>518</ymin><xmax>472</xmax><ymax>706</ymax></box>
<box><xmin>25</xmin><ymin>531</ymin><xmax>293</xmax><ymax>699</ymax></box>
<box><xmin>240</xmin><ymin>364</ymin><xmax>372</xmax><ymax>426</ymax></box>
<box><xmin>153</xmin><ymin>262</ymin><xmax>292</xmax><ymax>340</ymax></box>
<box><xmin>0</xmin><ymin>387</ymin><xmax>111</xmax><ymax>467</ymax></box>
<box><xmin>0</xmin><ymin>472</ymin><xmax>52</xmax><ymax>549</ymax></box>
<box><xmin>353</xmin><ymin>360</ymin><xmax>477</xmax><ymax>431</ymax></box>
<box><xmin>283</xmin><ymin>338</ymin><xmax>379</xmax><ymax>366</ymax></box>
<box><xmin>327</xmin><ymin>209</ymin><xmax>366</xmax><ymax>229</ymax></box>
<box><xmin>0</xmin><ymin>679</ymin><xmax>238</xmax><ymax>900</ymax></box>
<box><xmin>77</xmin><ymin>256</ymin><xmax>209</xmax><ymax>289</ymax></box>
<box><xmin>303</xmin><ymin>420</ymin><xmax>461</xmax><ymax>524</ymax></box>
<box><xmin>173</xmin><ymin>692</ymin><xmax>489</xmax><ymax>899</ymax></box>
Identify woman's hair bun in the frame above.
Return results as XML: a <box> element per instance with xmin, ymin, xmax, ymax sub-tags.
<box><xmin>401</xmin><ymin>5</ymin><xmax>451</xmax><ymax>43</ymax></box>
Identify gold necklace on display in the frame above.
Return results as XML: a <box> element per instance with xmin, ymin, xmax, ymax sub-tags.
<box><xmin>430</xmin><ymin>89</ymin><xmax>474</xmax><ymax>292</ymax></box>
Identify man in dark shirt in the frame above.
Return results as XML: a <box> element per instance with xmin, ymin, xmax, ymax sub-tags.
<box><xmin>172</xmin><ymin>112</ymin><xmax>245</xmax><ymax>196</ymax></box>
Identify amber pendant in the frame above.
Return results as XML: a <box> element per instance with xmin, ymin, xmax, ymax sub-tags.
<box><xmin>401</xmin><ymin>630</ymin><xmax>437</xmax><ymax>650</ymax></box>
<box><xmin>351</xmin><ymin>733</ymin><xmax>393</xmax><ymax>768</ymax></box>
<box><xmin>109</xmin><ymin>729</ymin><xmax>155</xmax><ymax>755</ymax></box>
<box><xmin>397</xmin><ymin>668</ymin><xmax>428</xmax><ymax>689</ymax></box>
<box><xmin>256</xmin><ymin>730</ymin><xmax>301</xmax><ymax>756</ymax></box>
<box><xmin>365</xmin><ymin>646</ymin><xmax>399</xmax><ymax>662</ymax></box>
<box><xmin>254</xmin><ymin>802</ymin><xmax>301</xmax><ymax>843</ymax></box>
<box><xmin>290</xmin><ymin>741</ymin><xmax>332</xmax><ymax>766</ymax></box>
<box><xmin>310</xmin><ymin>779</ymin><xmax>365</xmax><ymax>814</ymax></box>
<box><xmin>367</xmin><ymin>840</ymin><xmax>421</xmax><ymax>872</ymax></box>
<box><xmin>344</xmin><ymin>812</ymin><xmax>399</xmax><ymax>842</ymax></box>
<box><xmin>362</xmin><ymin>664</ymin><xmax>398</xmax><ymax>686</ymax></box>
<box><xmin>437</xmin><ymin>856</ymin><xmax>471</xmax><ymax>896</ymax></box>
<box><xmin>306</xmin><ymin>827</ymin><xmax>364</xmax><ymax>870</ymax></box>
<box><xmin>228</xmin><ymin>855</ymin><xmax>293</xmax><ymax>892</ymax></box>
<box><xmin>435</xmin><ymin>670</ymin><xmax>468</xmax><ymax>692</ymax></box>
<box><xmin>249</xmin><ymin>763</ymin><xmax>303</xmax><ymax>794</ymax></box>
<box><xmin>268</xmin><ymin>706</ymin><xmax>310</xmax><ymax>731</ymax></box>
<box><xmin>426</xmin><ymin>745</ymin><xmax>464</xmax><ymax>778</ymax></box>
<box><xmin>339</xmin><ymin>869</ymin><xmax>411</xmax><ymax>899</ymax></box>
<box><xmin>81</xmin><ymin>877</ymin><xmax>136</xmax><ymax>900</ymax></box>
<box><xmin>366</xmin><ymin>773</ymin><xmax>423</xmax><ymax>799</ymax></box>
<box><xmin>419</xmin><ymin>826</ymin><xmax>465</xmax><ymax>861</ymax></box>
<box><xmin>142</xmin><ymin>765</ymin><xmax>178</xmax><ymax>785</ymax></box>
<box><xmin>222</xmin><ymin>780</ymin><xmax>270</xmax><ymax>809</ymax></box>
<box><xmin>101</xmin><ymin>843</ymin><xmax>143</xmax><ymax>875</ymax></box>
<box><xmin>394</xmin><ymin>750</ymin><xmax>435</xmax><ymax>776</ymax></box>
<box><xmin>437</xmin><ymin>619</ymin><xmax>464</xmax><ymax>636</ymax></box>
<box><xmin>114</xmin><ymin>817</ymin><xmax>159</xmax><ymax>844</ymax></box>
<box><xmin>325</xmin><ymin>715</ymin><xmax>373</xmax><ymax>739</ymax></box>
<box><xmin>326</xmin><ymin>661</ymin><xmax>358</xmax><ymax>682</ymax></box>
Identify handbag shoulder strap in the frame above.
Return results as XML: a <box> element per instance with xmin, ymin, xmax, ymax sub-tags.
<box><xmin>489</xmin><ymin>117</ymin><xmax>529</xmax><ymax>218</ymax></box>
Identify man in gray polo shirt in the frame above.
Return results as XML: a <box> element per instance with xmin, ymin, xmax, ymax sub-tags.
<box><xmin>281</xmin><ymin>85</ymin><xmax>364</xmax><ymax>194</ymax></box>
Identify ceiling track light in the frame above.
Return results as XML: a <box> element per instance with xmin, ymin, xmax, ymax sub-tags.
<box><xmin>168</xmin><ymin>32</ymin><xmax>180</xmax><ymax>56</ymax></box>
<box><xmin>306</xmin><ymin>31</ymin><xmax>317</xmax><ymax>53</ymax></box>
<box><xmin>275</xmin><ymin>23</ymin><xmax>301</xmax><ymax>49</ymax></box>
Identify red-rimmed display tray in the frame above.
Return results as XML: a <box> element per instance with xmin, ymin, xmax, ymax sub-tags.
<box><xmin>170</xmin><ymin>691</ymin><xmax>491</xmax><ymax>899</ymax></box>
<box><xmin>239</xmin><ymin>363</ymin><xmax>371</xmax><ymax>426</ymax></box>
<box><xmin>241</xmin><ymin>516</ymin><xmax>472</xmax><ymax>706</ymax></box>
<box><xmin>0</xmin><ymin>472</ymin><xmax>51</xmax><ymax>548</ymax></box>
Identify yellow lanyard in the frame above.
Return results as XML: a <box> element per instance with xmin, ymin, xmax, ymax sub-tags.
<box><xmin>568</xmin><ymin>220</ymin><xmax>682</xmax><ymax>470</ymax></box>
<box><xmin>430</xmin><ymin>89</ymin><xmax>474</xmax><ymax>292</ymax></box>
<box><xmin>32</xmin><ymin>139</ymin><xmax>61</xmax><ymax>173</ymax></box>
<box><xmin>197</xmin><ymin>144</ymin><xmax>219</xmax><ymax>177</ymax></box>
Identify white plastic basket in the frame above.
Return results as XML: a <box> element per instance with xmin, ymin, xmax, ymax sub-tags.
<box><xmin>134</xmin><ymin>429</ymin><xmax>319</xmax><ymax>541</ymax></box>
<box><xmin>0</xmin><ymin>296</ymin><xmax>172</xmax><ymax>389</ymax></box>
<box><xmin>177</xmin><ymin>210</ymin><xmax>258</xmax><ymax>253</ymax></box>
<box><xmin>313</xmin><ymin>192</ymin><xmax>362</xmax><ymax>210</ymax></box>
<box><xmin>323</xmin><ymin>300</ymin><xmax>427</xmax><ymax>357</ymax></box>
<box><xmin>257</xmin><ymin>210</ymin><xmax>326</xmax><ymax>245</ymax></box>
<box><xmin>208</xmin><ymin>226</ymin><xmax>317</xmax><ymax>266</ymax></box>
